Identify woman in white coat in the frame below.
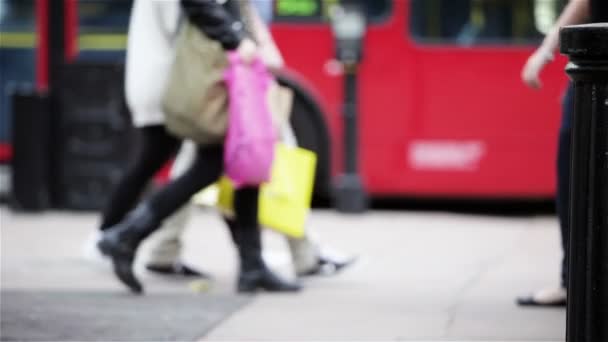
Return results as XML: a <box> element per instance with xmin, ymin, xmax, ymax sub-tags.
<box><xmin>90</xmin><ymin>0</ymin><xmax>205</xmax><ymax>276</ymax></box>
<box><xmin>95</xmin><ymin>0</ymin><xmax>300</xmax><ymax>294</ymax></box>
<box><xmin>91</xmin><ymin>0</ymin><xmax>354</xmax><ymax>279</ymax></box>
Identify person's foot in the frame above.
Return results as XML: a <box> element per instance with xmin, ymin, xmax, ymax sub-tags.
<box><xmin>97</xmin><ymin>230</ymin><xmax>143</xmax><ymax>294</ymax></box>
<box><xmin>146</xmin><ymin>262</ymin><xmax>212</xmax><ymax>279</ymax></box>
<box><xmin>517</xmin><ymin>286</ymin><xmax>567</xmax><ymax>307</ymax></box>
<box><xmin>298</xmin><ymin>250</ymin><xmax>357</xmax><ymax>277</ymax></box>
<box><xmin>238</xmin><ymin>266</ymin><xmax>301</xmax><ymax>293</ymax></box>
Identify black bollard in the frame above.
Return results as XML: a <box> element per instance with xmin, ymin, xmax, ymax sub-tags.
<box><xmin>560</xmin><ymin>23</ymin><xmax>608</xmax><ymax>342</ymax></box>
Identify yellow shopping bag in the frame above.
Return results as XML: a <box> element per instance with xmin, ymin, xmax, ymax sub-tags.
<box><xmin>194</xmin><ymin>143</ymin><xmax>316</xmax><ymax>238</ymax></box>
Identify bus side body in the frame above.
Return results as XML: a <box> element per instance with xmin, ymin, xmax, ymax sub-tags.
<box><xmin>271</xmin><ymin>0</ymin><xmax>568</xmax><ymax>199</ymax></box>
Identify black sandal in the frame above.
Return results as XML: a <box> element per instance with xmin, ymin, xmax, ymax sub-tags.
<box><xmin>516</xmin><ymin>288</ymin><xmax>567</xmax><ymax>307</ymax></box>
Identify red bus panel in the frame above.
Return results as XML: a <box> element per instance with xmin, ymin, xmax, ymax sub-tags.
<box><xmin>272</xmin><ymin>0</ymin><xmax>568</xmax><ymax>198</ymax></box>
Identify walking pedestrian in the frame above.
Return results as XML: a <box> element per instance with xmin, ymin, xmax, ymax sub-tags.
<box><xmin>517</xmin><ymin>0</ymin><xmax>607</xmax><ymax>307</ymax></box>
<box><xmin>96</xmin><ymin>0</ymin><xmax>300</xmax><ymax>294</ymax></box>
<box><xmin>85</xmin><ymin>0</ymin><xmax>354</xmax><ymax>279</ymax></box>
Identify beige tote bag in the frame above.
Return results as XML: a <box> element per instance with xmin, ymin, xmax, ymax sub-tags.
<box><xmin>163</xmin><ymin>11</ymin><xmax>293</xmax><ymax>144</ymax></box>
<box><xmin>163</xmin><ymin>20</ymin><xmax>230</xmax><ymax>145</ymax></box>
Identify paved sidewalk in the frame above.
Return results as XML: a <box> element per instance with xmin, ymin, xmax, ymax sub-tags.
<box><xmin>1</xmin><ymin>206</ymin><xmax>565</xmax><ymax>341</ymax></box>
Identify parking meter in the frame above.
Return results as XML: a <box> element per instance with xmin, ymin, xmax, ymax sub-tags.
<box><xmin>330</xmin><ymin>1</ymin><xmax>368</xmax><ymax>213</ymax></box>
<box><xmin>330</xmin><ymin>1</ymin><xmax>366</xmax><ymax>65</ymax></box>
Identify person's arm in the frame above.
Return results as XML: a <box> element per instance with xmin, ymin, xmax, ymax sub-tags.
<box><xmin>522</xmin><ymin>0</ymin><xmax>590</xmax><ymax>89</ymax></box>
<box><xmin>249</xmin><ymin>3</ymin><xmax>285</xmax><ymax>72</ymax></box>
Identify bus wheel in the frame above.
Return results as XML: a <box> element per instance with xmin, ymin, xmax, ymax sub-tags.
<box><xmin>277</xmin><ymin>75</ymin><xmax>331</xmax><ymax>201</ymax></box>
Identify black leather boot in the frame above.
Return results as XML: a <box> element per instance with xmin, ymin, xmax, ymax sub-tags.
<box><xmin>97</xmin><ymin>204</ymin><xmax>160</xmax><ymax>294</ymax></box>
<box><xmin>238</xmin><ymin>263</ymin><xmax>302</xmax><ymax>293</ymax></box>
<box><xmin>233</xmin><ymin>224</ymin><xmax>301</xmax><ymax>293</ymax></box>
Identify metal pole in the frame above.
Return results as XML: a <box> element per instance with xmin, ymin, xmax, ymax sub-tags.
<box><xmin>334</xmin><ymin>62</ymin><xmax>368</xmax><ymax>213</ymax></box>
<box><xmin>46</xmin><ymin>0</ymin><xmax>66</xmax><ymax>208</ymax></box>
<box><xmin>344</xmin><ymin>65</ymin><xmax>358</xmax><ymax>174</ymax></box>
<box><xmin>48</xmin><ymin>0</ymin><xmax>65</xmax><ymax>90</ymax></box>
<box><xmin>560</xmin><ymin>23</ymin><xmax>608</xmax><ymax>342</ymax></box>
<box><xmin>35</xmin><ymin>0</ymin><xmax>49</xmax><ymax>91</ymax></box>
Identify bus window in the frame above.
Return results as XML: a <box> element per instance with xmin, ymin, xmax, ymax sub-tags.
<box><xmin>274</xmin><ymin>0</ymin><xmax>391</xmax><ymax>24</ymax></box>
<box><xmin>410</xmin><ymin>0</ymin><xmax>567</xmax><ymax>45</ymax></box>
<box><xmin>77</xmin><ymin>0</ymin><xmax>132</xmax><ymax>60</ymax></box>
<box><xmin>0</xmin><ymin>0</ymin><xmax>35</xmax><ymax>147</ymax></box>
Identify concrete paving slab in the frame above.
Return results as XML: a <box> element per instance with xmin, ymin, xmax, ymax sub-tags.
<box><xmin>204</xmin><ymin>211</ymin><xmax>566</xmax><ymax>341</ymax></box>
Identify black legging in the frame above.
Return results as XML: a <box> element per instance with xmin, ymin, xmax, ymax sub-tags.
<box><xmin>101</xmin><ymin>124</ymin><xmax>260</xmax><ymax>240</ymax></box>
<box><xmin>145</xmin><ymin>144</ymin><xmax>259</xmax><ymax>230</ymax></box>
<box><xmin>100</xmin><ymin>125</ymin><xmax>180</xmax><ymax>230</ymax></box>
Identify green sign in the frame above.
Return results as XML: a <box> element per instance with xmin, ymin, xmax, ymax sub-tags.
<box><xmin>276</xmin><ymin>0</ymin><xmax>319</xmax><ymax>17</ymax></box>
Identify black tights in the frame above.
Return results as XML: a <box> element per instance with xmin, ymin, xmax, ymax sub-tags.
<box><xmin>100</xmin><ymin>125</ymin><xmax>260</xmax><ymax>242</ymax></box>
<box><xmin>100</xmin><ymin>125</ymin><xmax>180</xmax><ymax>230</ymax></box>
<box><xmin>144</xmin><ymin>144</ymin><xmax>260</xmax><ymax>234</ymax></box>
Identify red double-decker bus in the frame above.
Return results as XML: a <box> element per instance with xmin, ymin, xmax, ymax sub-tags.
<box><xmin>0</xmin><ymin>0</ymin><xmax>568</xmax><ymax>201</ymax></box>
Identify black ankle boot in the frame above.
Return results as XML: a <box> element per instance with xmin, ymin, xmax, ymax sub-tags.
<box><xmin>97</xmin><ymin>204</ymin><xmax>159</xmax><ymax>294</ymax></box>
<box><xmin>234</xmin><ymin>225</ymin><xmax>301</xmax><ymax>293</ymax></box>
<box><xmin>238</xmin><ymin>264</ymin><xmax>302</xmax><ymax>293</ymax></box>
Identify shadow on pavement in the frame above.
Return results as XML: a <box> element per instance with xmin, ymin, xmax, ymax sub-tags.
<box><xmin>0</xmin><ymin>290</ymin><xmax>251</xmax><ymax>341</ymax></box>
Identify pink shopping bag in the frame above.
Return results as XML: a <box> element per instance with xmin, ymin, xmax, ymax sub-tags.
<box><xmin>224</xmin><ymin>52</ymin><xmax>277</xmax><ymax>188</ymax></box>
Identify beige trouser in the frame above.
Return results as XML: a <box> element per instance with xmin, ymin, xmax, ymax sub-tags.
<box><xmin>143</xmin><ymin>124</ymin><xmax>320</xmax><ymax>273</ymax></box>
